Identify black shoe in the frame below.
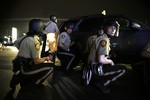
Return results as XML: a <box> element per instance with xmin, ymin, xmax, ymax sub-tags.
<box><xmin>95</xmin><ymin>82</ymin><xmax>110</xmax><ymax>94</ymax></box>
<box><xmin>10</xmin><ymin>74</ymin><xmax>20</xmax><ymax>89</ymax></box>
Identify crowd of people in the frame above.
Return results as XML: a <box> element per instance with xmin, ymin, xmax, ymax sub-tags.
<box><xmin>9</xmin><ymin>15</ymin><xmax>127</xmax><ymax>94</ymax></box>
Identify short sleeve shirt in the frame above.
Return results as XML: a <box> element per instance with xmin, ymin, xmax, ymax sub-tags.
<box><xmin>87</xmin><ymin>34</ymin><xmax>110</xmax><ymax>64</ymax></box>
<box><xmin>85</xmin><ymin>35</ymin><xmax>97</xmax><ymax>53</ymax></box>
<box><xmin>15</xmin><ymin>36</ymin><xmax>40</xmax><ymax>58</ymax></box>
<box><xmin>44</xmin><ymin>21</ymin><xmax>59</xmax><ymax>33</ymax></box>
<box><xmin>58</xmin><ymin>32</ymin><xmax>71</xmax><ymax>49</ymax></box>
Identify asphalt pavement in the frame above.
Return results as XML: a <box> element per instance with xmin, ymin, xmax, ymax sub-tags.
<box><xmin>0</xmin><ymin>46</ymin><xmax>149</xmax><ymax>100</ymax></box>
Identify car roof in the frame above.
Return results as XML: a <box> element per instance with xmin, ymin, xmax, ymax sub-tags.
<box><xmin>66</xmin><ymin>14</ymin><xmax>150</xmax><ymax>30</ymax></box>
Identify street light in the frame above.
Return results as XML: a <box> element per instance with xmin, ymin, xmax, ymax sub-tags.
<box><xmin>12</xmin><ymin>27</ymin><xmax>17</xmax><ymax>43</ymax></box>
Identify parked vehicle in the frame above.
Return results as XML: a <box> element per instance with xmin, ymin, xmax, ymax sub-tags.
<box><xmin>59</xmin><ymin>14</ymin><xmax>150</xmax><ymax>68</ymax></box>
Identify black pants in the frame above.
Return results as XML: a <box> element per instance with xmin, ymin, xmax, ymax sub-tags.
<box><xmin>57</xmin><ymin>51</ymin><xmax>76</xmax><ymax>71</ymax></box>
<box><xmin>20</xmin><ymin>63</ymin><xmax>53</xmax><ymax>86</ymax></box>
<box><xmin>91</xmin><ymin>64</ymin><xmax>126</xmax><ymax>87</ymax></box>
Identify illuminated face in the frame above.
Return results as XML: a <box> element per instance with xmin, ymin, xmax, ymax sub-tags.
<box><xmin>106</xmin><ymin>26</ymin><xmax>116</xmax><ymax>36</ymax></box>
<box><xmin>53</xmin><ymin>17</ymin><xmax>57</xmax><ymax>23</ymax></box>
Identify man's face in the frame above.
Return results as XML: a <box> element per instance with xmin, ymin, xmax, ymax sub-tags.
<box><xmin>106</xmin><ymin>26</ymin><xmax>116</xmax><ymax>36</ymax></box>
<box><xmin>53</xmin><ymin>17</ymin><xmax>57</xmax><ymax>23</ymax></box>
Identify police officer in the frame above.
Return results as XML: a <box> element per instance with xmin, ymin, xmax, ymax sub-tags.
<box><xmin>82</xmin><ymin>26</ymin><xmax>104</xmax><ymax>76</ymax></box>
<box><xmin>44</xmin><ymin>15</ymin><xmax>59</xmax><ymax>34</ymax></box>
<box><xmin>41</xmin><ymin>15</ymin><xmax>59</xmax><ymax>57</ymax></box>
<box><xmin>86</xmin><ymin>20</ymin><xmax>125</xmax><ymax>93</ymax></box>
<box><xmin>85</xmin><ymin>26</ymin><xmax>104</xmax><ymax>56</ymax></box>
<box><xmin>57</xmin><ymin>23</ymin><xmax>78</xmax><ymax>73</ymax></box>
<box><xmin>10</xmin><ymin>19</ymin><xmax>53</xmax><ymax>89</ymax></box>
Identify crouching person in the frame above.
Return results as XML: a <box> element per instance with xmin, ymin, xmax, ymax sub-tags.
<box><xmin>10</xmin><ymin>19</ymin><xmax>53</xmax><ymax>89</ymax></box>
<box><xmin>83</xmin><ymin>20</ymin><xmax>126</xmax><ymax>94</ymax></box>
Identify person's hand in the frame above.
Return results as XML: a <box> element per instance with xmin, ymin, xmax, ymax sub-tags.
<box><xmin>46</xmin><ymin>54</ymin><xmax>53</xmax><ymax>61</ymax></box>
<box><xmin>110</xmin><ymin>60</ymin><xmax>114</xmax><ymax>66</ymax></box>
<box><xmin>116</xmin><ymin>21</ymin><xmax>120</xmax><ymax>27</ymax></box>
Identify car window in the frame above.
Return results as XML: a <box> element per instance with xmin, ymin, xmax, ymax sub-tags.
<box><xmin>78</xmin><ymin>17</ymin><xmax>103</xmax><ymax>32</ymax></box>
<box><xmin>59</xmin><ymin>19</ymin><xmax>79</xmax><ymax>33</ymax></box>
<box><xmin>104</xmin><ymin>18</ymin><xmax>131</xmax><ymax>31</ymax></box>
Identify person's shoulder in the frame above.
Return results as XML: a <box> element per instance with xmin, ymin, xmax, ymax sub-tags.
<box><xmin>98</xmin><ymin>34</ymin><xmax>108</xmax><ymax>40</ymax></box>
<box><xmin>51</xmin><ymin>21</ymin><xmax>57</xmax><ymax>26</ymax></box>
<box><xmin>23</xmin><ymin>36</ymin><xmax>34</xmax><ymax>42</ymax></box>
<box><xmin>95</xmin><ymin>34</ymin><xmax>108</xmax><ymax>44</ymax></box>
<box><xmin>90</xmin><ymin>35</ymin><xmax>97</xmax><ymax>38</ymax></box>
<box><xmin>97</xmin><ymin>35</ymin><xmax>105</xmax><ymax>39</ymax></box>
<box><xmin>88</xmin><ymin>35</ymin><xmax>97</xmax><ymax>40</ymax></box>
<box><xmin>18</xmin><ymin>35</ymin><xmax>26</xmax><ymax>39</ymax></box>
<box><xmin>60</xmin><ymin>32</ymin><xmax>68</xmax><ymax>38</ymax></box>
<box><xmin>102</xmin><ymin>33</ymin><xmax>108</xmax><ymax>37</ymax></box>
<box><xmin>60</xmin><ymin>32</ymin><xmax>67</xmax><ymax>35</ymax></box>
<box><xmin>15</xmin><ymin>35</ymin><xmax>26</xmax><ymax>42</ymax></box>
<box><xmin>44</xmin><ymin>21</ymin><xmax>51</xmax><ymax>25</ymax></box>
<box><xmin>44</xmin><ymin>21</ymin><xmax>48</xmax><ymax>25</ymax></box>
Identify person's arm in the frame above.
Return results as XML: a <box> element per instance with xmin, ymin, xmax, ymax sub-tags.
<box><xmin>98</xmin><ymin>55</ymin><xmax>114</xmax><ymax>66</ymax></box>
<box><xmin>33</xmin><ymin>55</ymin><xmax>52</xmax><ymax>64</ymax></box>
<box><xmin>54</xmin><ymin>23</ymin><xmax>59</xmax><ymax>33</ymax></box>
<box><xmin>29</xmin><ymin>38</ymin><xmax>52</xmax><ymax>64</ymax></box>
<box><xmin>115</xmin><ymin>21</ymin><xmax>120</xmax><ymax>37</ymax></box>
<box><xmin>58</xmin><ymin>42</ymin><xmax>69</xmax><ymax>51</ymax></box>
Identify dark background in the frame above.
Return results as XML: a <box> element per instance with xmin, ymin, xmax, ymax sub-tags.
<box><xmin>0</xmin><ymin>0</ymin><xmax>149</xmax><ymax>40</ymax></box>
<box><xmin>1</xmin><ymin>0</ymin><xmax>149</xmax><ymax>20</ymax></box>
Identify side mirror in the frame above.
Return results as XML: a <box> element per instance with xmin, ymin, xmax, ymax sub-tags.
<box><xmin>130</xmin><ymin>22</ymin><xmax>142</xmax><ymax>30</ymax></box>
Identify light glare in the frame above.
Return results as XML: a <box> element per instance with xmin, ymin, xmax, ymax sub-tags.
<box><xmin>12</xmin><ymin>27</ymin><xmax>17</xmax><ymax>43</ymax></box>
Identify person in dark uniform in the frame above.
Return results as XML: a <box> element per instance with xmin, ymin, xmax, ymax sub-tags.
<box><xmin>10</xmin><ymin>19</ymin><xmax>54</xmax><ymax>89</ymax></box>
<box><xmin>57</xmin><ymin>23</ymin><xmax>79</xmax><ymax>74</ymax></box>
<box><xmin>85</xmin><ymin>20</ymin><xmax>125</xmax><ymax>93</ymax></box>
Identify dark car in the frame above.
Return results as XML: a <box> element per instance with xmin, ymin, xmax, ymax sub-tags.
<box><xmin>59</xmin><ymin>14</ymin><xmax>150</xmax><ymax>68</ymax></box>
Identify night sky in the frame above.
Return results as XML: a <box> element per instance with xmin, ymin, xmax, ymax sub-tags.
<box><xmin>0</xmin><ymin>0</ymin><xmax>149</xmax><ymax>40</ymax></box>
<box><xmin>1</xmin><ymin>0</ymin><xmax>149</xmax><ymax>21</ymax></box>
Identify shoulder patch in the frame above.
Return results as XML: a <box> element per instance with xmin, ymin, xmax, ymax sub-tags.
<box><xmin>35</xmin><ymin>42</ymin><xmax>40</xmax><ymax>51</ymax></box>
<box><xmin>61</xmin><ymin>35</ymin><xmax>65</xmax><ymax>38</ymax></box>
<box><xmin>100</xmin><ymin>40</ymin><xmax>107</xmax><ymax>47</ymax></box>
